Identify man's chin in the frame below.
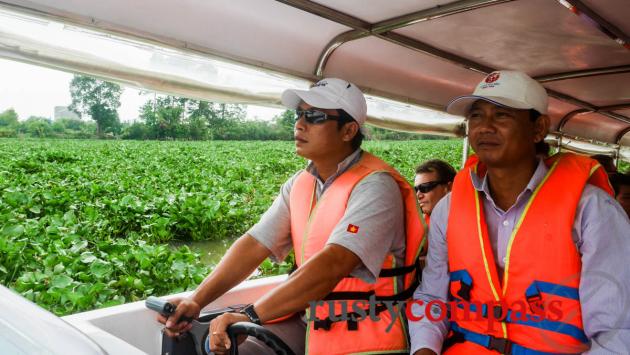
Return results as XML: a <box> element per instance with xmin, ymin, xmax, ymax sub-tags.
<box><xmin>294</xmin><ymin>146</ymin><xmax>309</xmax><ymax>159</ymax></box>
<box><xmin>476</xmin><ymin>151</ymin><xmax>504</xmax><ymax>167</ymax></box>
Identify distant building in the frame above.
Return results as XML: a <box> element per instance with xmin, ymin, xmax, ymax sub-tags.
<box><xmin>54</xmin><ymin>106</ymin><xmax>80</xmax><ymax>120</ymax></box>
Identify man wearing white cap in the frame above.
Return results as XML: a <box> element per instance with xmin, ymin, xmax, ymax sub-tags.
<box><xmin>409</xmin><ymin>70</ymin><xmax>630</xmax><ymax>355</ymax></box>
<box><xmin>159</xmin><ymin>78</ymin><xmax>425</xmax><ymax>354</ymax></box>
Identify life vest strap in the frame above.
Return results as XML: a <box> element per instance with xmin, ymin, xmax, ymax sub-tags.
<box><xmin>323</xmin><ymin>274</ymin><xmax>420</xmax><ymax>301</ymax></box>
<box><xmin>330</xmin><ymin>258</ymin><xmax>420</xmax><ymax>278</ymax></box>
<box><xmin>449</xmin><ymin>322</ymin><xmax>579</xmax><ymax>355</ymax></box>
<box><xmin>525</xmin><ymin>281</ymin><xmax>579</xmax><ymax>300</ymax></box>
<box><xmin>525</xmin><ymin>280</ymin><xmax>580</xmax><ymax>316</ymax></box>
<box><xmin>379</xmin><ymin>263</ymin><xmax>417</xmax><ymax>277</ymax></box>
<box><xmin>323</xmin><ymin>290</ymin><xmax>375</xmax><ymax>300</ymax></box>
<box><xmin>323</xmin><ymin>258</ymin><xmax>423</xmax><ymax>301</ymax></box>
<box><xmin>312</xmin><ymin>304</ymin><xmax>389</xmax><ymax>331</ymax></box>
<box><xmin>449</xmin><ymin>273</ymin><xmax>587</xmax><ymax>342</ymax></box>
<box><xmin>451</xmin><ymin>298</ymin><xmax>588</xmax><ymax>343</ymax></box>
<box><xmin>449</xmin><ymin>269</ymin><xmax>473</xmax><ymax>301</ymax></box>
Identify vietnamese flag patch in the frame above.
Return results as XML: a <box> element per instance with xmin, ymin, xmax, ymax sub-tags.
<box><xmin>347</xmin><ymin>224</ymin><xmax>359</xmax><ymax>234</ymax></box>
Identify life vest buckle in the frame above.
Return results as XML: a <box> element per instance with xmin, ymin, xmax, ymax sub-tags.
<box><xmin>526</xmin><ymin>294</ymin><xmax>544</xmax><ymax>315</ymax></box>
<box><xmin>456</xmin><ymin>283</ymin><xmax>472</xmax><ymax>302</ymax></box>
<box><xmin>449</xmin><ymin>269</ymin><xmax>473</xmax><ymax>301</ymax></box>
<box><xmin>488</xmin><ymin>335</ymin><xmax>512</xmax><ymax>354</ymax></box>
<box><xmin>313</xmin><ymin>317</ymin><xmax>332</xmax><ymax>331</ymax></box>
<box><xmin>492</xmin><ymin>304</ymin><xmax>507</xmax><ymax>321</ymax></box>
<box><xmin>347</xmin><ymin>318</ymin><xmax>358</xmax><ymax>331</ymax></box>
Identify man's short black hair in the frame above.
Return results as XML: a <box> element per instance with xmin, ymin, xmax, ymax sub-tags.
<box><xmin>610</xmin><ymin>172</ymin><xmax>630</xmax><ymax>197</ymax></box>
<box><xmin>591</xmin><ymin>154</ymin><xmax>617</xmax><ymax>173</ymax></box>
<box><xmin>336</xmin><ymin>109</ymin><xmax>364</xmax><ymax>150</ymax></box>
<box><xmin>415</xmin><ymin>159</ymin><xmax>457</xmax><ymax>183</ymax></box>
<box><xmin>528</xmin><ymin>109</ymin><xmax>550</xmax><ymax>156</ymax></box>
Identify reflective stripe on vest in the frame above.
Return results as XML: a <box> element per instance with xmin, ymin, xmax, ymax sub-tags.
<box><xmin>445</xmin><ymin>153</ymin><xmax>611</xmax><ymax>354</ymax></box>
<box><xmin>289</xmin><ymin>152</ymin><xmax>425</xmax><ymax>355</ymax></box>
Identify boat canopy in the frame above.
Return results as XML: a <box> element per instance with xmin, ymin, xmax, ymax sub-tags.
<box><xmin>0</xmin><ymin>0</ymin><xmax>628</xmax><ymax>161</ymax></box>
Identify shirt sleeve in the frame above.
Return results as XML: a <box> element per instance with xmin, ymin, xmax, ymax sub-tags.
<box><xmin>576</xmin><ymin>185</ymin><xmax>630</xmax><ymax>354</ymax></box>
<box><xmin>326</xmin><ymin>172</ymin><xmax>405</xmax><ymax>284</ymax></box>
<box><xmin>409</xmin><ymin>194</ymin><xmax>451</xmax><ymax>355</ymax></box>
<box><xmin>246</xmin><ymin>172</ymin><xmax>299</xmax><ymax>262</ymax></box>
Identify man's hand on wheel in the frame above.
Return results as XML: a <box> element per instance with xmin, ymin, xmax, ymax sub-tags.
<box><xmin>208</xmin><ymin>312</ymin><xmax>250</xmax><ymax>355</ymax></box>
<box><xmin>156</xmin><ymin>297</ymin><xmax>201</xmax><ymax>337</ymax></box>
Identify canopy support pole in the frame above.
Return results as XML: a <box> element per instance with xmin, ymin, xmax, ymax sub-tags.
<box><xmin>461</xmin><ymin>136</ymin><xmax>470</xmax><ymax>169</ymax></box>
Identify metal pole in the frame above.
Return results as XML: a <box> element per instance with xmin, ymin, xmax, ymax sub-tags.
<box><xmin>615</xmin><ymin>147</ymin><xmax>621</xmax><ymax>169</ymax></box>
<box><xmin>461</xmin><ymin>136</ymin><xmax>470</xmax><ymax>169</ymax></box>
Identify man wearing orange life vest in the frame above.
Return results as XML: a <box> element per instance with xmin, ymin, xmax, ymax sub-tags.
<box><xmin>409</xmin><ymin>70</ymin><xmax>630</xmax><ymax>355</ymax></box>
<box><xmin>158</xmin><ymin>78</ymin><xmax>425</xmax><ymax>354</ymax></box>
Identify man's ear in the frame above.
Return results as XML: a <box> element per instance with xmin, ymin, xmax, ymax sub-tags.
<box><xmin>342</xmin><ymin>121</ymin><xmax>359</xmax><ymax>142</ymax></box>
<box><xmin>447</xmin><ymin>181</ymin><xmax>453</xmax><ymax>192</ymax></box>
<box><xmin>533</xmin><ymin>114</ymin><xmax>550</xmax><ymax>144</ymax></box>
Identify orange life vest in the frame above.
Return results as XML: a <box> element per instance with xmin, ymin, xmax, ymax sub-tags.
<box><xmin>289</xmin><ymin>152</ymin><xmax>426</xmax><ymax>355</ymax></box>
<box><xmin>444</xmin><ymin>153</ymin><xmax>613</xmax><ymax>355</ymax></box>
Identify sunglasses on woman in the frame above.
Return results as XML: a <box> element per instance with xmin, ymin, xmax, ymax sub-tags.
<box><xmin>295</xmin><ymin>109</ymin><xmax>341</xmax><ymax>124</ymax></box>
<box><xmin>414</xmin><ymin>180</ymin><xmax>446</xmax><ymax>193</ymax></box>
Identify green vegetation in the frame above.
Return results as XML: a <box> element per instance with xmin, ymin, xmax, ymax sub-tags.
<box><xmin>69</xmin><ymin>75</ymin><xmax>123</xmax><ymax>137</ymax></box>
<box><xmin>0</xmin><ymin>109</ymin><xmax>97</xmax><ymax>139</ymax></box>
<box><xmin>0</xmin><ymin>74</ymin><xmax>452</xmax><ymax>141</ymax></box>
<box><xmin>0</xmin><ymin>105</ymin><xmax>444</xmax><ymax>142</ymax></box>
<box><xmin>0</xmin><ymin>139</ymin><xmax>462</xmax><ymax>316</ymax></box>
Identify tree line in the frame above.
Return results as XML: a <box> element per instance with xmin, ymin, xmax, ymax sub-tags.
<box><xmin>0</xmin><ymin>75</ymin><xmax>443</xmax><ymax>141</ymax></box>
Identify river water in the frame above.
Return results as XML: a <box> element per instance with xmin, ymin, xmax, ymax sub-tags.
<box><xmin>171</xmin><ymin>238</ymin><xmax>237</xmax><ymax>267</ymax></box>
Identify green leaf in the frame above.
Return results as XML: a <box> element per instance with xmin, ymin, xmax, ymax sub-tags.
<box><xmin>170</xmin><ymin>260</ymin><xmax>188</xmax><ymax>279</ymax></box>
<box><xmin>2</xmin><ymin>224</ymin><xmax>24</xmax><ymax>237</ymax></box>
<box><xmin>66</xmin><ymin>291</ymin><xmax>84</xmax><ymax>305</ymax></box>
<box><xmin>136</xmin><ymin>255</ymin><xmax>152</xmax><ymax>269</ymax></box>
<box><xmin>70</xmin><ymin>240</ymin><xmax>88</xmax><ymax>254</ymax></box>
<box><xmin>101</xmin><ymin>295</ymin><xmax>125</xmax><ymax>308</ymax></box>
<box><xmin>53</xmin><ymin>263</ymin><xmax>65</xmax><ymax>274</ymax></box>
<box><xmin>90</xmin><ymin>260</ymin><xmax>112</xmax><ymax>278</ymax></box>
<box><xmin>51</xmin><ymin>274</ymin><xmax>73</xmax><ymax>288</ymax></box>
<box><xmin>80</xmin><ymin>252</ymin><xmax>97</xmax><ymax>263</ymax></box>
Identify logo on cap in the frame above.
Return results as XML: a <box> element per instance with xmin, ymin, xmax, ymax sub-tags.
<box><xmin>485</xmin><ymin>72</ymin><xmax>501</xmax><ymax>83</ymax></box>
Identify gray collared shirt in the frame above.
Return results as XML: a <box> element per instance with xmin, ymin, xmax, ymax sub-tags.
<box><xmin>409</xmin><ymin>159</ymin><xmax>630</xmax><ymax>354</ymax></box>
<box><xmin>305</xmin><ymin>148</ymin><xmax>363</xmax><ymax>198</ymax></box>
<box><xmin>248</xmin><ymin>149</ymin><xmax>406</xmax><ymax>283</ymax></box>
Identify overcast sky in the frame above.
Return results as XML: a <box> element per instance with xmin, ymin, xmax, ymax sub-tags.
<box><xmin>0</xmin><ymin>58</ymin><xmax>283</xmax><ymax>122</ymax></box>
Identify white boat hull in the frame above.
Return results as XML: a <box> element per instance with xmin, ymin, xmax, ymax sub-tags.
<box><xmin>61</xmin><ymin>275</ymin><xmax>288</xmax><ymax>355</ymax></box>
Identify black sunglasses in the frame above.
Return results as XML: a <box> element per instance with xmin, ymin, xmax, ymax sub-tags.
<box><xmin>295</xmin><ymin>109</ymin><xmax>341</xmax><ymax>124</ymax></box>
<box><xmin>414</xmin><ymin>181</ymin><xmax>446</xmax><ymax>193</ymax></box>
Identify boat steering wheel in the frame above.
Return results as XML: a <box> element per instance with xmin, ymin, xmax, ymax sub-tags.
<box><xmin>203</xmin><ymin>321</ymin><xmax>295</xmax><ymax>355</ymax></box>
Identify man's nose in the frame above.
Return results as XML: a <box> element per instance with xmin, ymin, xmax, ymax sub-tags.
<box><xmin>294</xmin><ymin>116</ymin><xmax>306</xmax><ymax>131</ymax></box>
<box><xmin>470</xmin><ymin>114</ymin><xmax>496</xmax><ymax>133</ymax></box>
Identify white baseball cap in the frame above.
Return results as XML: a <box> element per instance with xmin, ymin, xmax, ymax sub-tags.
<box><xmin>446</xmin><ymin>70</ymin><xmax>548</xmax><ymax>116</ymax></box>
<box><xmin>281</xmin><ymin>78</ymin><xmax>367</xmax><ymax>125</ymax></box>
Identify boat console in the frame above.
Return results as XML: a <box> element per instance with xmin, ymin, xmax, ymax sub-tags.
<box><xmin>146</xmin><ymin>296</ymin><xmax>295</xmax><ymax>355</ymax></box>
